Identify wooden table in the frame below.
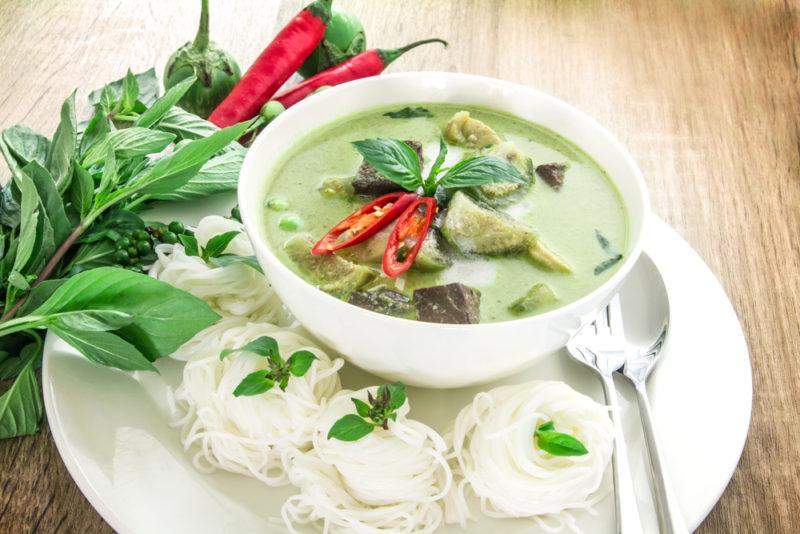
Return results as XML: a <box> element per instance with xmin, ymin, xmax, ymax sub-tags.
<box><xmin>0</xmin><ymin>0</ymin><xmax>797</xmax><ymax>532</ymax></box>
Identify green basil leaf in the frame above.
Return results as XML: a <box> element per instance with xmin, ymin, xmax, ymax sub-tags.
<box><xmin>129</xmin><ymin>120</ymin><xmax>249</xmax><ymax>197</ymax></box>
<box><xmin>0</xmin><ymin>340</ymin><xmax>42</xmax><ymax>382</ymax></box>
<box><xmin>49</xmin><ymin>326</ymin><xmax>156</xmax><ymax>372</ymax></box>
<box><xmin>2</xmin><ymin>125</ymin><xmax>50</xmax><ymax>167</ymax></box>
<box><xmin>82</xmin><ymin>127</ymin><xmax>175</xmax><ymax>167</ymax></box>
<box><xmin>32</xmin><ymin>267</ymin><xmax>220</xmax><ymax>362</ymax></box>
<box><xmin>179</xmin><ymin>234</ymin><xmax>200</xmax><ymax>257</ymax></box>
<box><xmin>386</xmin><ymin>381</ymin><xmax>406</xmax><ymax>410</ymax></box>
<box><xmin>119</xmin><ymin>69</ymin><xmax>139</xmax><ymax>112</ymax></box>
<box><xmin>595</xmin><ymin>230</ymin><xmax>611</xmax><ymax>251</ymax></box>
<box><xmin>27</xmin><ymin>203</ymin><xmax>55</xmax><ymax>275</ymax></box>
<box><xmin>438</xmin><ymin>156</ymin><xmax>526</xmax><ymax>189</ymax></box>
<box><xmin>383</xmin><ymin>107</ymin><xmax>433</xmax><ymax>119</ymax></box>
<box><xmin>89</xmin><ymin>69</ymin><xmax>159</xmax><ymax>108</ymax></box>
<box><xmin>426</xmin><ymin>136</ymin><xmax>448</xmax><ymax>192</ymax></box>
<box><xmin>207</xmin><ymin>254</ymin><xmax>263</xmax><ymax>273</ymax></box>
<box><xmin>594</xmin><ymin>254</ymin><xmax>623</xmax><ymax>275</ymax></box>
<box><xmin>136</xmin><ymin>76</ymin><xmax>197</xmax><ymax>129</ymax></box>
<box><xmin>153</xmin><ymin>107</ymin><xmax>220</xmax><ymax>141</ymax></box>
<box><xmin>16</xmin><ymin>279</ymin><xmax>67</xmax><ymax>316</ymax></box>
<box><xmin>49</xmin><ymin>309</ymin><xmax>133</xmax><ymax>332</ymax></box>
<box><xmin>0</xmin><ymin>184</ymin><xmax>20</xmax><ymax>229</ymax></box>
<box><xmin>0</xmin><ymin>359</ymin><xmax>43</xmax><ymax>439</ymax></box>
<box><xmin>232</xmin><ymin>371</ymin><xmax>274</xmax><ymax>397</ymax></box>
<box><xmin>11</xmin><ymin>172</ymin><xmax>42</xmax><ymax>273</ymax></box>
<box><xmin>78</xmin><ymin>210</ymin><xmax>144</xmax><ymax>245</ymax></box>
<box><xmin>327</xmin><ymin>414</ymin><xmax>375</xmax><ymax>441</ymax></box>
<box><xmin>535</xmin><ymin>428</ymin><xmax>589</xmax><ymax>457</ymax></box>
<box><xmin>144</xmin><ymin>146</ymin><xmax>245</xmax><ymax>201</ymax></box>
<box><xmin>278</xmin><ymin>374</ymin><xmax>290</xmax><ymax>391</ymax></box>
<box><xmin>0</xmin><ymin>136</ymin><xmax>23</xmax><ymax>184</ymax></box>
<box><xmin>45</xmin><ymin>91</ymin><xmax>77</xmax><ymax>193</ymax></box>
<box><xmin>351</xmin><ymin>398</ymin><xmax>371</xmax><ymax>418</ymax></box>
<box><xmin>537</xmin><ymin>420</ymin><xmax>555</xmax><ymax>432</ymax></box>
<box><xmin>287</xmin><ymin>350</ymin><xmax>317</xmax><ymax>377</ymax></box>
<box><xmin>352</xmin><ymin>138</ymin><xmax>422</xmax><ymax>192</ymax></box>
<box><xmin>63</xmin><ymin>240</ymin><xmax>116</xmax><ymax>276</ymax></box>
<box><xmin>220</xmin><ymin>335</ymin><xmax>279</xmax><ymax>361</ymax></box>
<box><xmin>78</xmin><ymin>107</ymin><xmax>111</xmax><ymax>159</ymax></box>
<box><xmin>68</xmin><ymin>165</ymin><xmax>94</xmax><ymax>219</ymax></box>
<box><xmin>24</xmin><ymin>161</ymin><xmax>71</xmax><ymax>245</ymax></box>
<box><xmin>202</xmin><ymin>230</ymin><xmax>240</xmax><ymax>261</ymax></box>
<box><xmin>94</xmin><ymin>145</ymin><xmax>118</xmax><ymax>205</ymax></box>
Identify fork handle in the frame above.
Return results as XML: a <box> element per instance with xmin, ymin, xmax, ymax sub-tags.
<box><xmin>635</xmin><ymin>384</ymin><xmax>690</xmax><ymax>534</ymax></box>
<box><xmin>601</xmin><ymin>375</ymin><xmax>644</xmax><ymax>534</ymax></box>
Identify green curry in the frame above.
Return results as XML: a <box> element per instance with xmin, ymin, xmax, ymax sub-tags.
<box><xmin>261</xmin><ymin>104</ymin><xmax>628</xmax><ymax>324</ymax></box>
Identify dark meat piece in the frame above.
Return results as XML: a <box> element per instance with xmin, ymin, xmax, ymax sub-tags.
<box><xmin>352</xmin><ymin>140</ymin><xmax>423</xmax><ymax>196</ymax></box>
<box><xmin>413</xmin><ymin>283</ymin><xmax>481</xmax><ymax>324</ymax></box>
<box><xmin>536</xmin><ymin>163</ymin><xmax>567</xmax><ymax>191</ymax></box>
<box><xmin>349</xmin><ymin>287</ymin><xmax>414</xmax><ymax>317</ymax></box>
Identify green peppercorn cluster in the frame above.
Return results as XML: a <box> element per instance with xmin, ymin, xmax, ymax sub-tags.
<box><xmin>113</xmin><ymin>221</ymin><xmax>191</xmax><ymax>272</ymax></box>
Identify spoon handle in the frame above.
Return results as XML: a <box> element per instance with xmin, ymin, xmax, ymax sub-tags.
<box><xmin>635</xmin><ymin>384</ymin><xmax>689</xmax><ymax>534</ymax></box>
<box><xmin>601</xmin><ymin>374</ymin><xmax>643</xmax><ymax>534</ymax></box>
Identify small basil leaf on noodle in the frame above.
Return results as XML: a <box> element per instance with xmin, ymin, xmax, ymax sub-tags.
<box><xmin>232</xmin><ymin>371</ymin><xmax>274</xmax><ymax>397</ymax></box>
<box><xmin>386</xmin><ymin>381</ymin><xmax>406</xmax><ymax>410</ymax></box>
<box><xmin>351</xmin><ymin>398</ymin><xmax>371</xmax><ymax>418</ymax></box>
<box><xmin>179</xmin><ymin>234</ymin><xmax>200</xmax><ymax>257</ymax></box>
<box><xmin>534</xmin><ymin>421</ymin><xmax>588</xmax><ymax>457</ymax></box>
<box><xmin>219</xmin><ymin>335</ymin><xmax>279</xmax><ymax>361</ymax></box>
<box><xmin>202</xmin><ymin>230</ymin><xmax>240</xmax><ymax>261</ymax></box>
<box><xmin>207</xmin><ymin>254</ymin><xmax>263</xmax><ymax>273</ymax></box>
<box><xmin>279</xmin><ymin>374</ymin><xmax>290</xmax><ymax>391</ymax></box>
<box><xmin>328</xmin><ymin>414</ymin><xmax>375</xmax><ymax>441</ymax></box>
<box><xmin>288</xmin><ymin>350</ymin><xmax>317</xmax><ymax>377</ymax></box>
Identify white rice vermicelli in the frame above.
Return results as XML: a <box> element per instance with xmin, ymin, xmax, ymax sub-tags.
<box><xmin>167</xmin><ymin>318</ymin><xmax>344</xmax><ymax>486</ymax></box>
<box><xmin>149</xmin><ymin>215</ymin><xmax>289</xmax><ymax>324</ymax></box>
<box><xmin>282</xmin><ymin>387</ymin><xmax>453</xmax><ymax>534</ymax></box>
<box><xmin>445</xmin><ymin>381</ymin><xmax>614</xmax><ymax>533</ymax></box>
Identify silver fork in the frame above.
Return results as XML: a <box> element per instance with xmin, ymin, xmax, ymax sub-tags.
<box><xmin>566</xmin><ymin>295</ymin><xmax>643</xmax><ymax>534</ymax></box>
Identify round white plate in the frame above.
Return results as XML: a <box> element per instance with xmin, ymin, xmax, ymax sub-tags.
<box><xmin>42</xmin><ymin>212</ymin><xmax>751</xmax><ymax>534</ymax></box>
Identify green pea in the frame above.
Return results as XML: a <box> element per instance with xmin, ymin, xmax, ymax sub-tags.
<box><xmin>279</xmin><ymin>214</ymin><xmax>302</xmax><ymax>231</ymax></box>
<box><xmin>133</xmin><ymin>230</ymin><xmax>148</xmax><ymax>240</ymax></box>
<box><xmin>266</xmin><ymin>197</ymin><xmax>289</xmax><ymax>211</ymax></box>
<box><xmin>137</xmin><ymin>240</ymin><xmax>153</xmax><ymax>255</ymax></box>
<box><xmin>116</xmin><ymin>237</ymin><xmax>132</xmax><ymax>250</ymax></box>
<box><xmin>260</xmin><ymin>100</ymin><xmax>285</xmax><ymax>123</ymax></box>
<box><xmin>168</xmin><ymin>221</ymin><xmax>185</xmax><ymax>234</ymax></box>
<box><xmin>161</xmin><ymin>231</ymin><xmax>178</xmax><ymax>244</ymax></box>
<box><xmin>113</xmin><ymin>250</ymin><xmax>130</xmax><ymax>265</ymax></box>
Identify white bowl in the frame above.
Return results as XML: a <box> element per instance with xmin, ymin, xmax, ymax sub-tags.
<box><xmin>239</xmin><ymin>72</ymin><xmax>649</xmax><ymax>388</ymax></box>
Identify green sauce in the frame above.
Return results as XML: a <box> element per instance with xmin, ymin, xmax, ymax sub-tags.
<box><xmin>261</xmin><ymin>103</ymin><xmax>628</xmax><ymax>323</ymax></box>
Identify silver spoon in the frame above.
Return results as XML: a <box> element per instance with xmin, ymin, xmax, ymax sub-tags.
<box><xmin>566</xmin><ymin>296</ymin><xmax>643</xmax><ymax>534</ymax></box>
<box><xmin>617</xmin><ymin>254</ymin><xmax>688</xmax><ymax>534</ymax></box>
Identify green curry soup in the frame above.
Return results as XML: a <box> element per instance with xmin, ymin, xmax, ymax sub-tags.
<box><xmin>261</xmin><ymin>103</ymin><xmax>628</xmax><ymax>324</ymax></box>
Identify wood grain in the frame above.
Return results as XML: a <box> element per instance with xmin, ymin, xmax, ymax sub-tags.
<box><xmin>0</xmin><ymin>0</ymin><xmax>798</xmax><ymax>532</ymax></box>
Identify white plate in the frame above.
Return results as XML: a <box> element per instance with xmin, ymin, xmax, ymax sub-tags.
<box><xmin>42</xmin><ymin>214</ymin><xmax>751</xmax><ymax>534</ymax></box>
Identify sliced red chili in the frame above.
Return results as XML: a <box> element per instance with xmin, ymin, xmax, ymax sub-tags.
<box><xmin>382</xmin><ymin>197</ymin><xmax>438</xmax><ymax>278</ymax></box>
<box><xmin>311</xmin><ymin>192</ymin><xmax>418</xmax><ymax>255</ymax></box>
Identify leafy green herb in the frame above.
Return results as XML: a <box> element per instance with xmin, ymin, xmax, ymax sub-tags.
<box><xmin>145</xmin><ymin>147</ymin><xmax>245</xmax><ymax>201</ymax></box>
<box><xmin>179</xmin><ymin>234</ymin><xmax>200</xmax><ymax>257</ymax></box>
<box><xmin>352</xmin><ymin>137</ymin><xmax>526</xmax><ymax>197</ymax></box>
<box><xmin>202</xmin><ymin>231</ymin><xmax>240</xmax><ymax>261</ymax></box>
<box><xmin>327</xmin><ymin>382</ymin><xmax>407</xmax><ymax>441</ymax></box>
<box><xmin>135</xmin><ymin>76</ymin><xmax>197</xmax><ymax>129</ymax></box>
<box><xmin>594</xmin><ymin>254</ymin><xmax>623</xmax><ymax>275</ymax></box>
<box><xmin>207</xmin><ymin>254</ymin><xmax>263</xmax><ymax>273</ymax></box>
<box><xmin>2</xmin><ymin>125</ymin><xmax>50</xmax><ymax>167</ymax></box>
<box><xmin>178</xmin><ymin>230</ymin><xmax>261</xmax><ymax>272</ymax></box>
<box><xmin>0</xmin><ymin>359</ymin><xmax>42</xmax><ymax>438</ymax></box>
<box><xmin>383</xmin><ymin>107</ymin><xmax>433</xmax><ymax>119</ymax></box>
<box><xmin>82</xmin><ymin>127</ymin><xmax>176</xmax><ymax>167</ymax></box>
<box><xmin>534</xmin><ymin>420</ymin><xmax>589</xmax><ymax>456</ymax></box>
<box><xmin>595</xmin><ymin>230</ymin><xmax>610</xmax><ymax>251</ymax></box>
<box><xmin>88</xmin><ymin>68</ymin><xmax>160</xmax><ymax>110</ymax></box>
<box><xmin>220</xmin><ymin>335</ymin><xmax>318</xmax><ymax>396</ymax></box>
<box><xmin>45</xmin><ymin>92</ymin><xmax>77</xmax><ymax>193</ymax></box>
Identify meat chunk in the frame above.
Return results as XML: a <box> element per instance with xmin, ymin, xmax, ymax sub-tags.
<box><xmin>536</xmin><ymin>163</ymin><xmax>567</xmax><ymax>191</ymax></box>
<box><xmin>352</xmin><ymin>140</ymin><xmax>423</xmax><ymax>196</ymax></box>
<box><xmin>413</xmin><ymin>283</ymin><xmax>481</xmax><ymax>324</ymax></box>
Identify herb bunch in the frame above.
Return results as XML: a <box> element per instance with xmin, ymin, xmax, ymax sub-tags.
<box><xmin>327</xmin><ymin>382</ymin><xmax>407</xmax><ymax>441</ymax></box>
<box><xmin>0</xmin><ymin>68</ymin><xmax>252</xmax><ymax>440</ymax></box>
<box><xmin>352</xmin><ymin>136</ymin><xmax>526</xmax><ymax>197</ymax></box>
<box><xmin>220</xmin><ymin>336</ymin><xmax>317</xmax><ymax>396</ymax></box>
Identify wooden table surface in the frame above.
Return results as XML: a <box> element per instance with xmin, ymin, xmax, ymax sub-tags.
<box><xmin>0</xmin><ymin>0</ymin><xmax>797</xmax><ymax>532</ymax></box>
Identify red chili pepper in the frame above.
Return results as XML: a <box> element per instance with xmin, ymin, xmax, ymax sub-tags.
<box><xmin>272</xmin><ymin>38</ymin><xmax>447</xmax><ymax>109</ymax></box>
<box><xmin>382</xmin><ymin>197</ymin><xmax>438</xmax><ymax>278</ymax></box>
<box><xmin>208</xmin><ymin>0</ymin><xmax>332</xmax><ymax>128</ymax></box>
<box><xmin>311</xmin><ymin>192</ymin><xmax>419</xmax><ymax>255</ymax></box>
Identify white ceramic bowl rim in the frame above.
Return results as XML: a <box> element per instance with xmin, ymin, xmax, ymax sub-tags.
<box><xmin>239</xmin><ymin>72</ymin><xmax>650</xmax><ymax>330</ymax></box>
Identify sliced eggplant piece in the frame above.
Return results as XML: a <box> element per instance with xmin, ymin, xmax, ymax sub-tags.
<box><xmin>349</xmin><ymin>286</ymin><xmax>414</xmax><ymax>317</ymax></box>
<box><xmin>319</xmin><ymin>176</ymin><xmax>354</xmax><ymax>198</ymax></box>
<box><xmin>284</xmin><ymin>235</ymin><xmax>376</xmax><ymax>298</ymax></box>
<box><xmin>443</xmin><ymin>111</ymin><xmax>501</xmax><ymax>149</ymax></box>
<box><xmin>413</xmin><ymin>282</ymin><xmax>481</xmax><ymax>324</ymax></box>
<box><xmin>340</xmin><ymin>226</ymin><xmax>450</xmax><ymax>272</ymax></box>
<box><xmin>414</xmin><ymin>228</ymin><xmax>451</xmax><ymax>271</ymax></box>
<box><xmin>441</xmin><ymin>191</ymin><xmax>532</xmax><ymax>255</ymax></box>
<box><xmin>528</xmin><ymin>239</ymin><xmax>572</xmax><ymax>273</ymax></box>
<box><xmin>509</xmin><ymin>283</ymin><xmax>557</xmax><ymax>315</ymax></box>
<box><xmin>352</xmin><ymin>140</ymin><xmax>423</xmax><ymax>196</ymax></box>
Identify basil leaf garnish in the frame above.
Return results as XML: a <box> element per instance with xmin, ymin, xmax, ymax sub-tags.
<box><xmin>534</xmin><ymin>420</ymin><xmax>589</xmax><ymax>456</ymax></box>
<box><xmin>352</xmin><ymin>138</ymin><xmax>423</xmax><ymax>192</ymax></box>
<box><xmin>327</xmin><ymin>414</ymin><xmax>375</xmax><ymax>441</ymax></box>
<box><xmin>438</xmin><ymin>155</ymin><xmax>526</xmax><ymax>189</ymax></box>
<box><xmin>383</xmin><ymin>107</ymin><xmax>433</xmax><ymax>119</ymax></box>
